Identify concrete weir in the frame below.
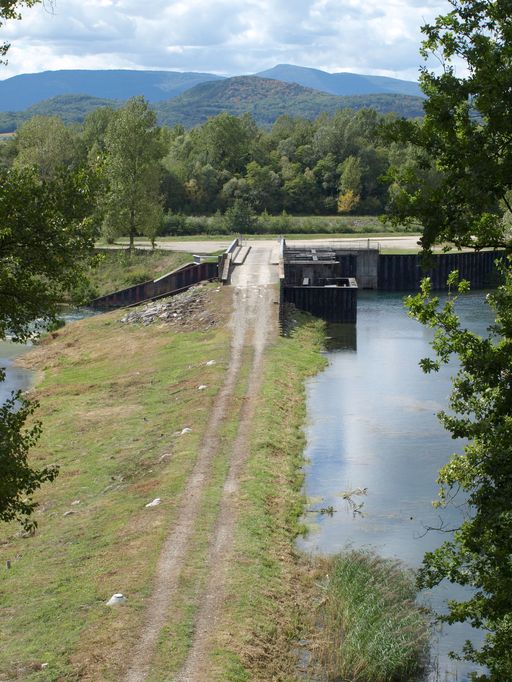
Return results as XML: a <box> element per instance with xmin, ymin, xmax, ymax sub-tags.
<box><xmin>279</xmin><ymin>240</ymin><xmax>504</xmax><ymax>324</ymax></box>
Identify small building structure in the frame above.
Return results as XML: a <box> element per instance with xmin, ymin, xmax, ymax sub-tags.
<box><xmin>281</xmin><ymin>244</ymin><xmax>359</xmax><ymax>323</ymax></box>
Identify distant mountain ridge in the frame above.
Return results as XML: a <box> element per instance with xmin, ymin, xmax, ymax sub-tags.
<box><xmin>0</xmin><ymin>69</ymin><xmax>224</xmax><ymax>112</ymax></box>
<box><xmin>256</xmin><ymin>64</ymin><xmax>424</xmax><ymax>98</ymax></box>
<box><xmin>154</xmin><ymin>76</ymin><xmax>425</xmax><ymax>127</ymax></box>
<box><xmin>0</xmin><ymin>76</ymin><xmax>425</xmax><ymax>132</ymax></box>
<box><xmin>0</xmin><ymin>64</ymin><xmax>423</xmax><ymax>113</ymax></box>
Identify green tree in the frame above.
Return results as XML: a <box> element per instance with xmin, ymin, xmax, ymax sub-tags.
<box><xmin>245</xmin><ymin>161</ymin><xmax>281</xmax><ymax>213</ymax></box>
<box><xmin>406</xmin><ymin>272</ymin><xmax>512</xmax><ymax>679</ymax></box>
<box><xmin>0</xmin><ymin>167</ymin><xmax>97</xmax><ymax>528</ymax></box>
<box><xmin>385</xmin><ymin>1</ymin><xmax>512</xmax><ymax>676</ymax></box>
<box><xmin>14</xmin><ymin>115</ymin><xmax>80</xmax><ymax>179</ymax></box>
<box><xmin>338</xmin><ymin>155</ymin><xmax>363</xmax><ymax>213</ymax></box>
<box><xmin>221</xmin><ymin>198</ymin><xmax>258</xmax><ymax>234</ymax></box>
<box><xmin>102</xmin><ymin>97</ymin><xmax>164</xmax><ymax>248</ymax></box>
<box><xmin>385</xmin><ymin>0</ymin><xmax>512</xmax><ymax>253</ymax></box>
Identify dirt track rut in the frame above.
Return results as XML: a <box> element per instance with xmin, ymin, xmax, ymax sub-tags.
<box><xmin>125</xmin><ymin>245</ymin><xmax>279</xmax><ymax>681</ymax></box>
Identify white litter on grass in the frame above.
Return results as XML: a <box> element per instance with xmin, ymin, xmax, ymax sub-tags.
<box><xmin>198</xmin><ymin>385</ymin><xmax>207</xmax><ymax>390</ymax></box>
<box><xmin>71</xmin><ymin>500</ymin><xmax>80</xmax><ymax>505</ymax></box>
<box><xmin>145</xmin><ymin>498</ymin><xmax>161</xmax><ymax>508</ymax></box>
<box><xmin>106</xmin><ymin>593</ymin><xmax>127</xmax><ymax>606</ymax></box>
<box><xmin>181</xmin><ymin>427</ymin><xmax>192</xmax><ymax>435</ymax></box>
<box><xmin>63</xmin><ymin>511</ymin><xmax>75</xmax><ymax>517</ymax></box>
<box><xmin>206</xmin><ymin>360</ymin><xmax>216</xmax><ymax>366</ymax></box>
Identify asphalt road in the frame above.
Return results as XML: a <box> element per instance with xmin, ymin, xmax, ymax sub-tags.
<box><xmin>104</xmin><ymin>234</ymin><xmax>423</xmax><ymax>254</ymax></box>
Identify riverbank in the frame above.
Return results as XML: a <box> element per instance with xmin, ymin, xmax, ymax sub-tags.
<box><xmin>0</xmin><ymin>290</ymin><xmax>429</xmax><ymax>681</ymax></box>
<box><xmin>0</xmin><ymin>285</ymin><xmax>232</xmax><ymax>680</ymax></box>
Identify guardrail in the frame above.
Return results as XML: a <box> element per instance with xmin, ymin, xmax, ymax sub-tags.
<box><xmin>219</xmin><ymin>237</ymin><xmax>240</xmax><ymax>283</ymax></box>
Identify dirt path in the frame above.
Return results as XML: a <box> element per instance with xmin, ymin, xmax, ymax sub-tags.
<box><xmin>125</xmin><ymin>245</ymin><xmax>279</xmax><ymax>682</ymax></box>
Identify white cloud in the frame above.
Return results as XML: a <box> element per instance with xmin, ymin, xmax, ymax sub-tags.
<box><xmin>1</xmin><ymin>0</ymin><xmax>452</xmax><ymax>81</ymax></box>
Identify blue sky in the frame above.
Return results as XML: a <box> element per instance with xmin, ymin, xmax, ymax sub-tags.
<box><xmin>2</xmin><ymin>0</ymin><xmax>451</xmax><ymax>80</ymax></box>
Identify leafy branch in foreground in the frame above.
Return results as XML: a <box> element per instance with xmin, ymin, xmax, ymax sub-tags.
<box><xmin>405</xmin><ymin>269</ymin><xmax>512</xmax><ymax>680</ymax></box>
<box><xmin>0</xmin><ymin>392</ymin><xmax>57</xmax><ymax>531</ymax></box>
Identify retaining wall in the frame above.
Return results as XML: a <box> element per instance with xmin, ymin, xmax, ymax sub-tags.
<box><xmin>91</xmin><ymin>261</ymin><xmax>218</xmax><ymax>309</ymax></box>
<box><xmin>283</xmin><ymin>285</ymin><xmax>358</xmax><ymax>323</ymax></box>
<box><xmin>378</xmin><ymin>250</ymin><xmax>504</xmax><ymax>291</ymax></box>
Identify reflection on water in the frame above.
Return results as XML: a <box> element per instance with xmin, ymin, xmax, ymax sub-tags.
<box><xmin>299</xmin><ymin>291</ymin><xmax>493</xmax><ymax>681</ymax></box>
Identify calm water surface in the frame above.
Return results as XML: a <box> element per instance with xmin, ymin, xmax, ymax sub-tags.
<box><xmin>0</xmin><ymin>308</ymin><xmax>98</xmax><ymax>403</ymax></box>
<box><xmin>298</xmin><ymin>291</ymin><xmax>493</xmax><ymax>681</ymax></box>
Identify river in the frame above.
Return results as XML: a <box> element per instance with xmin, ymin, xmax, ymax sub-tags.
<box><xmin>298</xmin><ymin>291</ymin><xmax>493</xmax><ymax>681</ymax></box>
<box><xmin>0</xmin><ymin>309</ymin><xmax>97</xmax><ymax>405</ymax></box>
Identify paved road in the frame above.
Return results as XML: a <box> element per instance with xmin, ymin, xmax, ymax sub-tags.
<box><xmin>105</xmin><ymin>234</ymin><xmax>423</xmax><ymax>255</ymax></box>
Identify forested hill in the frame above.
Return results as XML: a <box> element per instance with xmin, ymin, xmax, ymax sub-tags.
<box><xmin>154</xmin><ymin>76</ymin><xmax>425</xmax><ymax>126</ymax></box>
<box><xmin>0</xmin><ymin>94</ymin><xmax>118</xmax><ymax>131</ymax></box>
<box><xmin>0</xmin><ymin>76</ymin><xmax>425</xmax><ymax>132</ymax></box>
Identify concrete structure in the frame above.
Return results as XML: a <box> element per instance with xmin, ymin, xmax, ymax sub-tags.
<box><xmin>281</xmin><ymin>244</ymin><xmax>359</xmax><ymax>323</ymax></box>
<box><xmin>279</xmin><ymin>241</ymin><xmax>505</xmax><ymax>325</ymax></box>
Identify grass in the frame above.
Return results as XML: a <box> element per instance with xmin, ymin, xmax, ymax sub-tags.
<box><xmin>314</xmin><ymin>550</ymin><xmax>430</xmax><ymax>682</ymax></box>
<box><xmin>0</xmin><ymin>285</ymin><xmax>231</xmax><ymax>681</ymax></box>
<box><xmin>1</xmin><ymin>294</ymin><xmax>431</xmax><ymax>681</ymax></box>
<box><xmin>205</xmin><ymin>310</ymin><xmax>328</xmax><ymax>681</ymax></box>
<box><xmin>85</xmin><ymin>249</ymin><xmax>193</xmax><ymax>298</ymax></box>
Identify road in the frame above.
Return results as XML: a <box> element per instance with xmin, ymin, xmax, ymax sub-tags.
<box><xmin>125</xmin><ymin>244</ymin><xmax>279</xmax><ymax>681</ymax></box>
<box><xmin>105</xmin><ymin>234</ymin><xmax>423</xmax><ymax>254</ymax></box>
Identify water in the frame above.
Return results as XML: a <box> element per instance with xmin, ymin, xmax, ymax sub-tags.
<box><xmin>298</xmin><ymin>291</ymin><xmax>493</xmax><ymax>681</ymax></box>
<box><xmin>0</xmin><ymin>308</ymin><xmax>98</xmax><ymax>404</ymax></box>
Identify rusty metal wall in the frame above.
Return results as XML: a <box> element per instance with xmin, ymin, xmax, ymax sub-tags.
<box><xmin>91</xmin><ymin>261</ymin><xmax>218</xmax><ymax>309</ymax></box>
<box><xmin>283</xmin><ymin>286</ymin><xmax>357</xmax><ymax>323</ymax></box>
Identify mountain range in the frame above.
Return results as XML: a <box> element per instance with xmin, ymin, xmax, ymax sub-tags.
<box><xmin>0</xmin><ymin>64</ymin><xmax>425</xmax><ymax>131</ymax></box>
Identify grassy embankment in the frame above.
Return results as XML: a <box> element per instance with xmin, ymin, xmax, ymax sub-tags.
<box><xmin>86</xmin><ymin>249</ymin><xmax>194</xmax><ymax>299</ymax></box>
<box><xmin>0</xmin><ymin>286</ymin><xmax>232</xmax><ymax>681</ymax></box>
<box><xmin>0</xmin><ymin>295</ymin><xmax>429</xmax><ymax>680</ymax></box>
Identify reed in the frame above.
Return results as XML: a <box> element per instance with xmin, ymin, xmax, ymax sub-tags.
<box><xmin>315</xmin><ymin>550</ymin><xmax>430</xmax><ymax>682</ymax></box>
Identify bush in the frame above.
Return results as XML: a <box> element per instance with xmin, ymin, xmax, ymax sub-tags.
<box><xmin>221</xmin><ymin>199</ymin><xmax>259</xmax><ymax>234</ymax></box>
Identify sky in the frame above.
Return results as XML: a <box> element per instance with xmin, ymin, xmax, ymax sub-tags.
<box><xmin>1</xmin><ymin>0</ymin><xmax>452</xmax><ymax>81</ymax></box>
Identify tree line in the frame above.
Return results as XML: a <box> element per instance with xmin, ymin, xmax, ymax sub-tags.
<box><xmin>0</xmin><ymin>101</ymin><xmax>424</xmax><ymax>242</ymax></box>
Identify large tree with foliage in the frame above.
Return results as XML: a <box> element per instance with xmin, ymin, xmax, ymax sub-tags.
<box><xmin>14</xmin><ymin>115</ymin><xmax>80</xmax><ymax>179</ymax></box>
<box><xmin>386</xmin><ymin>0</ymin><xmax>512</xmax><ymax>253</ymax></box>
<box><xmin>386</xmin><ymin>1</ymin><xmax>512</xmax><ymax>677</ymax></box>
<box><xmin>102</xmin><ymin>97</ymin><xmax>164</xmax><ymax>248</ymax></box>
<box><xmin>0</xmin><ymin>167</ymin><xmax>97</xmax><ymax>528</ymax></box>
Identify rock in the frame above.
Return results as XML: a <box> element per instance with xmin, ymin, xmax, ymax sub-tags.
<box><xmin>71</xmin><ymin>500</ymin><xmax>80</xmax><ymax>505</ymax></box>
<box><xmin>181</xmin><ymin>427</ymin><xmax>192</xmax><ymax>435</ymax></box>
<box><xmin>145</xmin><ymin>498</ymin><xmax>161</xmax><ymax>508</ymax></box>
<box><xmin>106</xmin><ymin>593</ymin><xmax>127</xmax><ymax>606</ymax></box>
